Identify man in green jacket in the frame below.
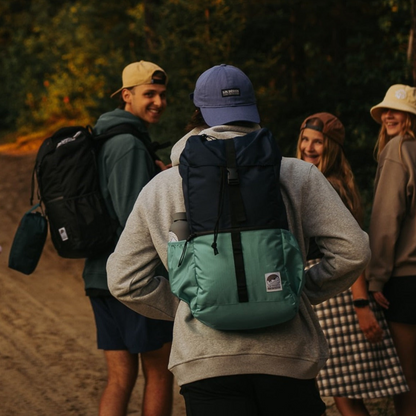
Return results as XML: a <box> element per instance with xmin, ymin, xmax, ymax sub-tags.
<box><xmin>83</xmin><ymin>61</ymin><xmax>173</xmax><ymax>416</ymax></box>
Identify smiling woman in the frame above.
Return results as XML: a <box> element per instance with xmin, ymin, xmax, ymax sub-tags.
<box><xmin>296</xmin><ymin>113</ymin><xmax>361</xmax><ymax>218</ymax></box>
<box><xmin>298</xmin><ymin>123</ymin><xmax>324</xmax><ymax>165</ymax></box>
<box><xmin>367</xmin><ymin>84</ymin><xmax>416</xmax><ymax>416</ymax></box>
<box><xmin>381</xmin><ymin>109</ymin><xmax>407</xmax><ymax>137</ymax></box>
<box><xmin>370</xmin><ymin>85</ymin><xmax>416</xmax><ymax>160</ymax></box>
<box><xmin>296</xmin><ymin>112</ymin><xmax>408</xmax><ymax>416</ymax></box>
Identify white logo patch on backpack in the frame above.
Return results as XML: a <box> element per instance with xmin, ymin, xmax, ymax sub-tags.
<box><xmin>265</xmin><ymin>272</ymin><xmax>283</xmax><ymax>292</ymax></box>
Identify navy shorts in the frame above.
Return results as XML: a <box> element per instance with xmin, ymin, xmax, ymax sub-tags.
<box><xmin>383</xmin><ymin>276</ymin><xmax>416</xmax><ymax>324</ymax></box>
<box><xmin>89</xmin><ymin>296</ymin><xmax>173</xmax><ymax>353</ymax></box>
<box><xmin>180</xmin><ymin>374</ymin><xmax>325</xmax><ymax>416</ymax></box>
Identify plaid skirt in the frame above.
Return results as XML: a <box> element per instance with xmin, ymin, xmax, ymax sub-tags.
<box><xmin>313</xmin><ymin>289</ymin><xmax>409</xmax><ymax>399</ymax></box>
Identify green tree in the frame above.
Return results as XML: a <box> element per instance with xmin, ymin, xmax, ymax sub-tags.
<box><xmin>0</xmin><ymin>0</ymin><xmax>413</xmax><ymax>212</ymax></box>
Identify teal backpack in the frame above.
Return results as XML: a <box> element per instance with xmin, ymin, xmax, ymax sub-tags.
<box><xmin>168</xmin><ymin>128</ymin><xmax>305</xmax><ymax>331</ymax></box>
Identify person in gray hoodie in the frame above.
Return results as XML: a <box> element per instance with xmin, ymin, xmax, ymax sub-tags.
<box><xmin>107</xmin><ymin>64</ymin><xmax>371</xmax><ymax>416</ymax></box>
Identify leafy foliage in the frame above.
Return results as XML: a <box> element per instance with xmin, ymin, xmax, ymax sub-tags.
<box><xmin>0</xmin><ymin>0</ymin><xmax>413</xmax><ymax>222</ymax></box>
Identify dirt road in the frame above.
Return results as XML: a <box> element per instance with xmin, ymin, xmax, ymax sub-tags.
<box><xmin>0</xmin><ymin>151</ymin><xmax>186</xmax><ymax>415</ymax></box>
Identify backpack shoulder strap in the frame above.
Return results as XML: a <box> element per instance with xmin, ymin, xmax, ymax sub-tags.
<box><xmin>94</xmin><ymin>123</ymin><xmax>170</xmax><ymax>162</ymax></box>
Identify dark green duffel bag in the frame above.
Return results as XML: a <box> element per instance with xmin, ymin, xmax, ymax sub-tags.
<box><xmin>9</xmin><ymin>204</ymin><xmax>48</xmax><ymax>275</ymax></box>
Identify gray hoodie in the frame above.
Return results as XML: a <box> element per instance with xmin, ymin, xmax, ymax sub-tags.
<box><xmin>107</xmin><ymin>124</ymin><xmax>371</xmax><ymax>386</ymax></box>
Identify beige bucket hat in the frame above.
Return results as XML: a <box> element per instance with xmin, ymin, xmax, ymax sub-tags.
<box><xmin>370</xmin><ymin>84</ymin><xmax>416</xmax><ymax>123</ymax></box>
<box><xmin>111</xmin><ymin>60</ymin><xmax>167</xmax><ymax>98</ymax></box>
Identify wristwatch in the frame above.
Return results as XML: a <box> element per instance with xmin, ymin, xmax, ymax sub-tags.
<box><xmin>353</xmin><ymin>298</ymin><xmax>370</xmax><ymax>308</ymax></box>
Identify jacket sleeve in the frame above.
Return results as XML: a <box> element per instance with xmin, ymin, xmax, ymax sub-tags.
<box><xmin>293</xmin><ymin>164</ymin><xmax>371</xmax><ymax>304</ymax></box>
<box><xmin>107</xmin><ymin>169</ymin><xmax>182</xmax><ymax>320</ymax></box>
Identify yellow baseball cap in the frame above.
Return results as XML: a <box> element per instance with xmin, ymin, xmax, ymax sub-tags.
<box><xmin>111</xmin><ymin>60</ymin><xmax>167</xmax><ymax>97</ymax></box>
<box><xmin>370</xmin><ymin>84</ymin><xmax>416</xmax><ymax>123</ymax></box>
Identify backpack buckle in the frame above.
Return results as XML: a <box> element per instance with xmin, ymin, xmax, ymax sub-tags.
<box><xmin>227</xmin><ymin>168</ymin><xmax>239</xmax><ymax>185</ymax></box>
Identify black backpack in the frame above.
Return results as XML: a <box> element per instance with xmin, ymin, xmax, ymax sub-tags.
<box><xmin>31</xmin><ymin>123</ymin><xmax>167</xmax><ymax>259</ymax></box>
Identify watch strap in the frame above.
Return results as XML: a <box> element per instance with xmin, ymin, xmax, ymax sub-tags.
<box><xmin>353</xmin><ymin>298</ymin><xmax>370</xmax><ymax>308</ymax></box>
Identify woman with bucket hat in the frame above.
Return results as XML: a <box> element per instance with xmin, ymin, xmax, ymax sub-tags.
<box><xmin>367</xmin><ymin>84</ymin><xmax>416</xmax><ymax>415</ymax></box>
<box><xmin>297</xmin><ymin>112</ymin><xmax>408</xmax><ymax>416</ymax></box>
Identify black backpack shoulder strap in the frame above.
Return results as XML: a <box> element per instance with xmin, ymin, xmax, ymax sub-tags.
<box><xmin>94</xmin><ymin>123</ymin><xmax>170</xmax><ymax>162</ymax></box>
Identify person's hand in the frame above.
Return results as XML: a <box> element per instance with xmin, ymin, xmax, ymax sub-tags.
<box><xmin>373</xmin><ymin>291</ymin><xmax>389</xmax><ymax>309</ymax></box>
<box><xmin>355</xmin><ymin>307</ymin><xmax>384</xmax><ymax>343</ymax></box>
<box><xmin>155</xmin><ymin>160</ymin><xmax>172</xmax><ymax>171</ymax></box>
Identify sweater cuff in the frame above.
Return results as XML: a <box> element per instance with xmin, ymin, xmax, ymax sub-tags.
<box><xmin>368</xmin><ymin>280</ymin><xmax>385</xmax><ymax>292</ymax></box>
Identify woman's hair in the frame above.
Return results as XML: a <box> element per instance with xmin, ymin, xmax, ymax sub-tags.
<box><xmin>297</xmin><ymin>118</ymin><xmax>364</xmax><ymax>225</ymax></box>
<box><xmin>374</xmin><ymin>112</ymin><xmax>416</xmax><ymax>161</ymax></box>
<box><xmin>184</xmin><ymin>108</ymin><xmax>257</xmax><ymax>133</ymax></box>
<box><xmin>185</xmin><ymin>108</ymin><xmax>209</xmax><ymax>132</ymax></box>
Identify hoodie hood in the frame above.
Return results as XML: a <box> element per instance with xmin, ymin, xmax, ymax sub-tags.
<box><xmin>170</xmin><ymin>124</ymin><xmax>261</xmax><ymax>166</ymax></box>
<box><xmin>93</xmin><ymin>108</ymin><xmax>148</xmax><ymax>136</ymax></box>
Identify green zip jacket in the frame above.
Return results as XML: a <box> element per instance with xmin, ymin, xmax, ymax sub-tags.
<box><xmin>82</xmin><ymin>108</ymin><xmax>157</xmax><ymax>295</ymax></box>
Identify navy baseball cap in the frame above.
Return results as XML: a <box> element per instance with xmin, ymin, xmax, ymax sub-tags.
<box><xmin>191</xmin><ymin>64</ymin><xmax>260</xmax><ymax>126</ymax></box>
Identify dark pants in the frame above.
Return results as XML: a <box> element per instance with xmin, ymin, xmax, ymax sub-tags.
<box><xmin>180</xmin><ymin>374</ymin><xmax>325</xmax><ymax>416</ymax></box>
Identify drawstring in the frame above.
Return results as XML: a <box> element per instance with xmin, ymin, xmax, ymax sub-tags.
<box><xmin>178</xmin><ymin>240</ymin><xmax>188</xmax><ymax>267</ymax></box>
<box><xmin>211</xmin><ymin>167</ymin><xmax>226</xmax><ymax>255</ymax></box>
<box><xmin>178</xmin><ymin>233</ymin><xmax>196</xmax><ymax>267</ymax></box>
<box><xmin>178</xmin><ymin>166</ymin><xmax>225</xmax><ymax>264</ymax></box>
